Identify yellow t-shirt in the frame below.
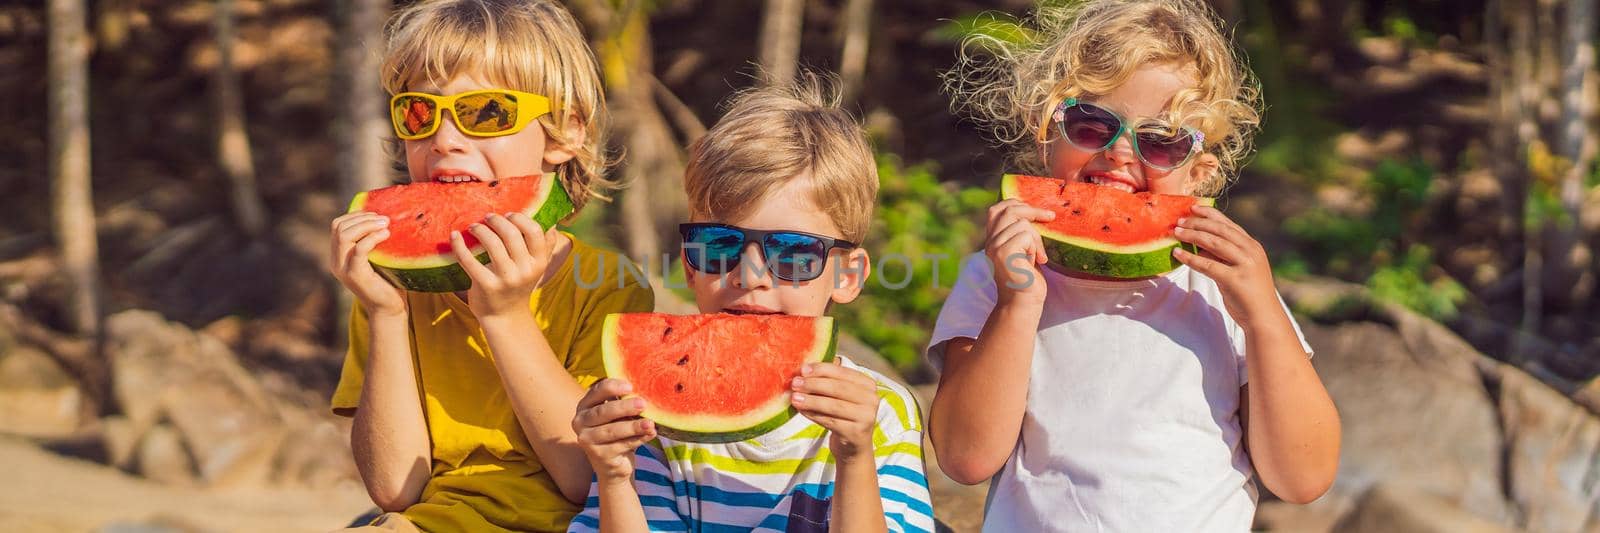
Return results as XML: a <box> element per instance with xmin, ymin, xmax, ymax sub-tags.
<box><xmin>332</xmin><ymin>235</ymin><xmax>655</xmax><ymax>533</ymax></box>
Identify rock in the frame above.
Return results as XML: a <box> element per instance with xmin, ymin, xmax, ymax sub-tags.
<box><xmin>103</xmin><ymin>416</ymin><xmax>141</xmax><ymax>470</ymax></box>
<box><xmin>134</xmin><ymin>423</ymin><xmax>195</xmax><ymax>487</ymax></box>
<box><xmin>0</xmin><ymin>344</ymin><xmax>84</xmax><ymax>438</ymax></box>
<box><xmin>1333</xmin><ymin>483</ymin><xmax>1516</xmax><ymax>533</ymax></box>
<box><xmin>1492</xmin><ymin>364</ymin><xmax>1600</xmax><ymax>531</ymax></box>
<box><xmin>1294</xmin><ymin>312</ymin><xmax>1509</xmax><ymax>523</ymax></box>
<box><xmin>101</xmin><ymin>309</ymin><xmax>357</xmax><ymax>489</ymax></box>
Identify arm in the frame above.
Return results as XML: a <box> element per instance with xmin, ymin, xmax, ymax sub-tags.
<box><xmin>1239</xmin><ymin>311</ymin><xmax>1340</xmax><ymax>503</ymax></box>
<box><xmin>1174</xmin><ymin>205</ymin><xmax>1341</xmax><ymax>504</ymax></box>
<box><xmin>570</xmin><ymin>380</ymin><xmax>689</xmax><ymax>533</ymax></box>
<box><xmin>451</xmin><ymin>214</ymin><xmax>595</xmax><ymax>504</ymax></box>
<box><xmin>350</xmin><ymin>311</ymin><xmax>433</xmax><ymax>511</ymax></box>
<box><xmin>790</xmin><ymin>362</ymin><xmax>888</xmax><ymax>533</ymax></box>
<box><xmin>330</xmin><ymin>211</ymin><xmax>431</xmax><ymax>511</ymax></box>
<box><xmin>927</xmin><ymin>200</ymin><xmax>1053</xmax><ymax>485</ymax></box>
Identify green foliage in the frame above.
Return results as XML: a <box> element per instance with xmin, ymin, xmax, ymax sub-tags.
<box><xmin>1281</xmin><ymin>158</ymin><xmax>1465</xmax><ymax>320</ymax></box>
<box><xmin>831</xmin><ymin>153</ymin><xmax>994</xmax><ymax>371</ymax></box>
<box><xmin>1366</xmin><ymin>245</ymin><xmax>1467</xmax><ymax>320</ymax></box>
<box><xmin>927</xmin><ymin>12</ymin><xmax>1033</xmax><ymax>50</ymax></box>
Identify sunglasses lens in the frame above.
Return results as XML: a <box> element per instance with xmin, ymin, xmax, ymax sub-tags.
<box><xmin>765</xmin><ymin>233</ymin><xmax>829</xmax><ymax>282</ymax></box>
<box><xmin>392</xmin><ymin>95</ymin><xmax>437</xmax><ymax>138</ymax></box>
<box><xmin>454</xmin><ymin>92</ymin><xmax>520</xmax><ymax>135</ymax></box>
<box><xmin>1061</xmin><ymin>104</ymin><xmax>1121</xmax><ymax>150</ymax></box>
<box><xmin>683</xmin><ymin>226</ymin><xmax>744</xmax><ymax>274</ymax></box>
<box><xmin>1135</xmin><ymin>128</ymin><xmax>1195</xmax><ymax>169</ymax></box>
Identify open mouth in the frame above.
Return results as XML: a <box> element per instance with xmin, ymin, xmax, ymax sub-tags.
<box><xmin>1083</xmin><ymin>172</ymin><xmax>1140</xmax><ymax>193</ymax></box>
<box><xmin>430</xmin><ymin>169</ymin><xmax>485</xmax><ymax>183</ymax></box>
<box><xmin>723</xmin><ymin>305</ymin><xmax>782</xmax><ymax>316</ymax></box>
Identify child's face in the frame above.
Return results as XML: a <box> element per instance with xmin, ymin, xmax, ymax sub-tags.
<box><xmin>403</xmin><ymin>74</ymin><xmax>578</xmax><ymax>184</ymax></box>
<box><xmin>1044</xmin><ymin>63</ymin><xmax>1221</xmax><ymax>195</ymax></box>
<box><xmin>685</xmin><ymin>174</ymin><xmax>871</xmax><ymax>318</ymax></box>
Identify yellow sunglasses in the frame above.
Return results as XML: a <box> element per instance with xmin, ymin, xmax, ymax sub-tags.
<box><xmin>389</xmin><ymin>89</ymin><xmax>551</xmax><ymax>140</ymax></box>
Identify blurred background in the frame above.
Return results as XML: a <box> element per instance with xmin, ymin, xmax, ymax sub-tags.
<box><xmin>2</xmin><ymin>0</ymin><xmax>1598</xmax><ymax>531</ymax></box>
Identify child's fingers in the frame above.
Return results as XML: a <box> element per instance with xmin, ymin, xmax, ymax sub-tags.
<box><xmin>483</xmin><ymin>214</ymin><xmax>532</xmax><ymax>267</ymax></box>
<box><xmin>986</xmin><ymin>199</ymin><xmax>1025</xmax><ymax>228</ymax></box>
<box><xmin>1173</xmin><ymin>225</ymin><xmax>1245</xmax><ymax>266</ymax></box>
<box><xmin>347</xmin><ymin>227</ymin><xmax>391</xmax><ymax>270</ymax></box>
<box><xmin>449</xmin><ymin>230</ymin><xmax>498</xmax><ymax>283</ymax></box>
<box><xmin>793</xmin><ymin>376</ymin><xmax>878</xmax><ymax>409</ymax></box>
<box><xmin>1179</xmin><ymin>215</ymin><xmax>1250</xmax><ymax>250</ymax></box>
<box><xmin>988</xmin><ymin>218</ymin><xmax>1035</xmax><ymax>254</ymax></box>
<box><xmin>1032</xmin><ymin>229</ymin><xmax>1049</xmax><ymax>265</ymax></box>
<box><xmin>1173</xmin><ymin>247</ymin><xmax>1224</xmax><ymax>277</ymax></box>
<box><xmin>580</xmin><ymin>418</ymin><xmax>655</xmax><ymax>446</ymax></box>
<box><xmin>791</xmin><ymin>391</ymin><xmax>870</xmax><ymax>421</ymax></box>
<box><xmin>579</xmin><ymin>378</ymin><xmax>633</xmax><ymax>410</ymax></box>
<box><xmin>576</xmin><ymin>397</ymin><xmax>647</xmax><ymax>430</ymax></box>
<box><xmin>795</xmin><ymin>410</ymin><xmax>852</xmax><ymax>432</ymax></box>
<box><xmin>802</xmin><ymin>362</ymin><xmax>879</xmax><ymax>388</ymax></box>
<box><xmin>466</xmin><ymin>223</ymin><xmax>514</xmax><ymax>269</ymax></box>
<box><xmin>1192</xmin><ymin>205</ymin><xmax>1246</xmax><ymax>234</ymax></box>
<box><xmin>507</xmin><ymin>213</ymin><xmax>548</xmax><ymax>263</ymax></box>
<box><xmin>334</xmin><ymin>217</ymin><xmax>389</xmax><ymax>271</ymax></box>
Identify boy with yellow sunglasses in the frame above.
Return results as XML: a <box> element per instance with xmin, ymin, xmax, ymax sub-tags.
<box><xmin>330</xmin><ymin>1</ymin><xmax>653</xmax><ymax>532</ymax></box>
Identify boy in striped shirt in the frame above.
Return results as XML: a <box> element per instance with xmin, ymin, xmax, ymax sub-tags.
<box><xmin>567</xmin><ymin>76</ymin><xmax>935</xmax><ymax>533</ymax></box>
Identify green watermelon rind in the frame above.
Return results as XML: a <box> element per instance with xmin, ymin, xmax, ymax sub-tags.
<box><xmin>1000</xmin><ymin>173</ymin><xmax>1215</xmax><ymax>279</ymax></box>
<box><xmin>346</xmin><ymin>173</ymin><xmax>575</xmax><ymax>293</ymax></box>
<box><xmin>600</xmin><ymin>314</ymin><xmax>839</xmax><ymax>444</ymax></box>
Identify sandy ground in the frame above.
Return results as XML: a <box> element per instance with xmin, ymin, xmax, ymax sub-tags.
<box><xmin>0</xmin><ymin>435</ymin><xmax>374</xmax><ymax>533</ymax></box>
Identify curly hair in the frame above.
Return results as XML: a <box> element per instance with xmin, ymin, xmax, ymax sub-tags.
<box><xmin>381</xmin><ymin>0</ymin><xmax>614</xmax><ymax>219</ymax></box>
<box><xmin>945</xmin><ymin>0</ymin><xmax>1261</xmax><ymax>195</ymax></box>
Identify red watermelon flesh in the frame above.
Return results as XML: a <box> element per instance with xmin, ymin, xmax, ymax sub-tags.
<box><xmin>347</xmin><ymin>173</ymin><xmax>574</xmax><ymax>292</ymax></box>
<box><xmin>602</xmin><ymin>313</ymin><xmax>838</xmax><ymax>443</ymax></box>
<box><xmin>1001</xmin><ymin>174</ymin><xmax>1213</xmax><ymax>278</ymax></box>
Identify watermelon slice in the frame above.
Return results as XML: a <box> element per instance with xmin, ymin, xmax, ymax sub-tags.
<box><xmin>601</xmin><ymin>313</ymin><xmax>838</xmax><ymax>443</ymax></box>
<box><xmin>1001</xmin><ymin>173</ymin><xmax>1214</xmax><ymax>279</ymax></box>
<box><xmin>347</xmin><ymin>173</ymin><xmax>574</xmax><ymax>292</ymax></box>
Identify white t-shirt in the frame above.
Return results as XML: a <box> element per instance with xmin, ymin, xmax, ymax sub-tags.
<box><xmin>927</xmin><ymin>253</ymin><xmax>1311</xmax><ymax>533</ymax></box>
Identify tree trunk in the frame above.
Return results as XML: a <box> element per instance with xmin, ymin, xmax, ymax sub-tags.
<box><xmin>331</xmin><ymin>0</ymin><xmax>391</xmax><ymax>348</ymax></box>
<box><xmin>213</xmin><ymin>0</ymin><xmax>270</xmax><ymax>238</ymax></box>
<box><xmin>574</xmin><ymin>1</ymin><xmax>687</xmax><ymax>266</ymax></box>
<box><xmin>1543</xmin><ymin>0</ymin><xmax>1597</xmax><ymax>306</ymax></box>
<box><xmin>1509</xmin><ymin>0</ymin><xmax>1542</xmax><ymax>347</ymax></box>
<box><xmin>48</xmin><ymin>0</ymin><xmax>100</xmax><ymax>338</ymax></box>
<box><xmin>334</xmin><ymin>0</ymin><xmax>393</xmax><ymax>204</ymax></box>
<box><xmin>837</xmin><ymin>0</ymin><xmax>872</xmax><ymax>102</ymax></box>
<box><xmin>759</xmin><ymin>0</ymin><xmax>804</xmax><ymax>86</ymax></box>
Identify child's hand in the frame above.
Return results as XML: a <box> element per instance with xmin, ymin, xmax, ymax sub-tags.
<box><xmin>1172</xmin><ymin>205</ymin><xmax>1280</xmax><ymax>328</ymax></box>
<box><xmin>984</xmin><ymin>199</ymin><xmax>1055</xmax><ymax>307</ymax></box>
<box><xmin>449</xmin><ymin>213</ymin><xmax>556</xmax><ymax>318</ymax></box>
<box><xmin>330</xmin><ymin>212</ymin><xmax>407</xmax><ymax>316</ymax></box>
<box><xmin>791</xmin><ymin>362</ymin><xmax>880</xmax><ymax>464</ymax></box>
<box><xmin>573</xmin><ymin>379</ymin><xmax>657</xmax><ymax>483</ymax></box>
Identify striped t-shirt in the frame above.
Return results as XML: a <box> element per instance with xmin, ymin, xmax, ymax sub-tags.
<box><xmin>568</xmin><ymin>356</ymin><xmax>935</xmax><ymax>532</ymax></box>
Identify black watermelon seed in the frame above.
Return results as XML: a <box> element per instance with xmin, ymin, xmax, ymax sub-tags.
<box><xmin>1101</xmin><ymin>225</ymin><xmax>1111</xmax><ymax>232</ymax></box>
<box><xmin>488</xmin><ymin>181</ymin><xmax>500</xmax><ymax>187</ymax></box>
<box><xmin>1071</xmin><ymin>209</ymin><xmax>1084</xmax><ymax>216</ymax></box>
<box><xmin>674</xmin><ymin>383</ymin><xmax>684</xmax><ymax>393</ymax></box>
<box><xmin>676</xmin><ymin>355</ymin><xmax>688</xmax><ymax>366</ymax></box>
<box><xmin>414</xmin><ymin>213</ymin><xmax>425</xmax><ymax>220</ymax></box>
<box><xmin>663</xmin><ymin>326</ymin><xmax>673</xmax><ymax>339</ymax></box>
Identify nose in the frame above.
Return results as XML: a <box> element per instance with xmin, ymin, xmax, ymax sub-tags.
<box><xmin>1102</xmin><ymin>132</ymin><xmax>1139</xmax><ymax>167</ymax></box>
<box><xmin>430</xmin><ymin>111</ymin><xmax>470</xmax><ymax>155</ymax></box>
<box><xmin>730</xmin><ymin>241</ymin><xmax>773</xmax><ymax>290</ymax></box>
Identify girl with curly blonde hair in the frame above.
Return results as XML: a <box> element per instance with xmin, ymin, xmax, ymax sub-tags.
<box><xmin>927</xmin><ymin>1</ymin><xmax>1341</xmax><ymax>530</ymax></box>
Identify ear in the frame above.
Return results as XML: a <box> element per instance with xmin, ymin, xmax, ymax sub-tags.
<box><xmin>542</xmin><ymin>112</ymin><xmax>586</xmax><ymax>166</ymax></box>
<box><xmin>1182</xmin><ymin>153</ymin><xmax>1221</xmax><ymax>195</ymax></box>
<box><xmin>828</xmin><ymin>248</ymin><xmax>871</xmax><ymax>305</ymax></box>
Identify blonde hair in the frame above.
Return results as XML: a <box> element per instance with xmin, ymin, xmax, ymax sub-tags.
<box><xmin>946</xmin><ymin>0</ymin><xmax>1261</xmax><ymax>195</ymax></box>
<box><xmin>685</xmin><ymin>76</ymin><xmax>878</xmax><ymax>244</ymax></box>
<box><xmin>381</xmin><ymin>0</ymin><xmax>613</xmax><ymax>217</ymax></box>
